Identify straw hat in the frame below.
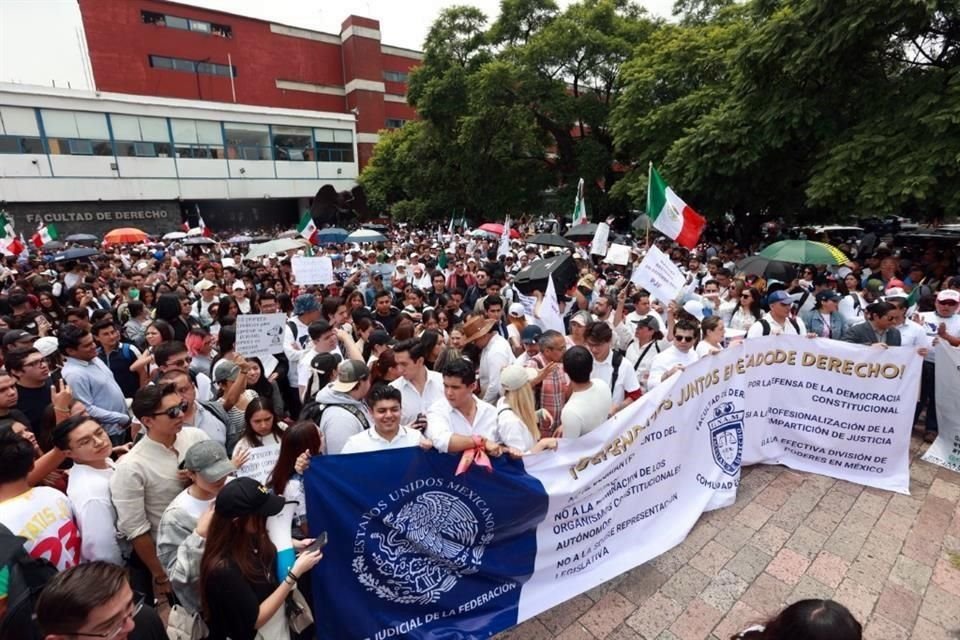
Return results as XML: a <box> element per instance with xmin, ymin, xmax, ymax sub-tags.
<box><xmin>460</xmin><ymin>315</ymin><xmax>498</xmax><ymax>345</ymax></box>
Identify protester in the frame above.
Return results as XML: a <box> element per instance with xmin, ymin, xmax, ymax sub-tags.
<box><xmin>495</xmin><ymin>365</ymin><xmax>557</xmax><ymax>453</ymax></box>
<box><xmin>584</xmin><ymin>321</ymin><xmax>641</xmax><ymax>414</ymax></box>
<box><xmin>390</xmin><ymin>338</ymin><xmax>444</xmax><ymax>430</ymax></box>
<box><xmin>342</xmin><ymin>385</ymin><xmax>430</xmax><ymax>453</ymax></box>
<box><xmin>313</xmin><ymin>359</ymin><xmax>373</xmax><ymax>454</ymax></box>
<box><xmin>841</xmin><ymin>301</ymin><xmax>901</xmax><ymax>346</ymax></box>
<box><xmin>560</xmin><ymin>346</ymin><xmax>612</xmax><ymax>439</ymax></box>
<box><xmin>648</xmin><ymin>318</ymin><xmax>701</xmax><ymax>388</ymax></box>
<box><xmin>732</xmin><ymin>598</ymin><xmax>861</xmax><ymax>639</ymax></box>
<box><xmin>801</xmin><ymin>290</ymin><xmax>847</xmax><ymax>339</ymax></box>
<box><xmin>746</xmin><ymin>290</ymin><xmax>807</xmax><ymax>337</ymax></box>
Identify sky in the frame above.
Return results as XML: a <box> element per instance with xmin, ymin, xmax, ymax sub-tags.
<box><xmin>0</xmin><ymin>0</ymin><xmax>675</xmax><ymax>90</ymax></box>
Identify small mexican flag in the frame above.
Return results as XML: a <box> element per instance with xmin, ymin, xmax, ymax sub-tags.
<box><xmin>646</xmin><ymin>164</ymin><xmax>705</xmax><ymax>250</ymax></box>
<box><xmin>0</xmin><ymin>214</ymin><xmax>24</xmax><ymax>256</ymax></box>
<box><xmin>31</xmin><ymin>223</ymin><xmax>59</xmax><ymax>248</ymax></box>
<box><xmin>572</xmin><ymin>178</ymin><xmax>588</xmax><ymax>226</ymax></box>
<box><xmin>298</xmin><ymin>211</ymin><xmax>318</xmax><ymax>244</ymax></box>
<box><xmin>197</xmin><ymin>215</ymin><xmax>213</xmax><ymax>237</ymax></box>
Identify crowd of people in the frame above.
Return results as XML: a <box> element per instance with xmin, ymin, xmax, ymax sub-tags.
<box><xmin>0</xmin><ymin>219</ymin><xmax>956</xmax><ymax>640</ymax></box>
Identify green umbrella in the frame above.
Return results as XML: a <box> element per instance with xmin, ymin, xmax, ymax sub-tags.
<box><xmin>758</xmin><ymin>240</ymin><xmax>849</xmax><ymax>265</ymax></box>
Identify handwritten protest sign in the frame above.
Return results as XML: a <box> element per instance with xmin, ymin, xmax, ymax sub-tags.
<box><xmin>236</xmin><ymin>313</ymin><xmax>285</xmax><ymax>357</ymax></box>
<box><xmin>291</xmin><ymin>256</ymin><xmax>334</xmax><ymax>285</ymax></box>
<box><xmin>631</xmin><ymin>245</ymin><xmax>685</xmax><ymax>301</ymax></box>
<box><xmin>604</xmin><ymin>243</ymin><xmax>631</xmax><ymax>266</ymax></box>
<box><xmin>235</xmin><ymin>444</ymin><xmax>281</xmax><ymax>484</ymax></box>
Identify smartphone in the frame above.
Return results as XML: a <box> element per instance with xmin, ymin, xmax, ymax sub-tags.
<box><xmin>305</xmin><ymin>531</ymin><xmax>328</xmax><ymax>554</ymax></box>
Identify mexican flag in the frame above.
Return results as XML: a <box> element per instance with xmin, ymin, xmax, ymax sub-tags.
<box><xmin>198</xmin><ymin>215</ymin><xmax>212</xmax><ymax>237</ymax></box>
<box><xmin>646</xmin><ymin>164</ymin><xmax>706</xmax><ymax>250</ymax></box>
<box><xmin>31</xmin><ymin>223</ymin><xmax>58</xmax><ymax>248</ymax></box>
<box><xmin>298</xmin><ymin>211</ymin><xmax>318</xmax><ymax>244</ymax></box>
<box><xmin>572</xmin><ymin>178</ymin><xmax>588</xmax><ymax>226</ymax></box>
<box><xmin>0</xmin><ymin>214</ymin><xmax>24</xmax><ymax>256</ymax></box>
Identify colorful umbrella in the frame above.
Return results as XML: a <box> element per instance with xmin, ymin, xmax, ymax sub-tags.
<box><xmin>477</xmin><ymin>223</ymin><xmax>520</xmax><ymax>239</ymax></box>
<box><xmin>104</xmin><ymin>228</ymin><xmax>149</xmax><ymax>245</ymax></box>
<box><xmin>758</xmin><ymin>240</ymin><xmax>849</xmax><ymax>265</ymax></box>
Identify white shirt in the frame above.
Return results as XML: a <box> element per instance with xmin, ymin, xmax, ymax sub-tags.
<box><xmin>390</xmin><ymin>370</ymin><xmax>445</xmax><ymax>427</ymax></box>
<box><xmin>495</xmin><ymin>399</ymin><xmax>537</xmax><ymax>452</ymax></box>
<box><xmin>425</xmin><ymin>397</ymin><xmax>499</xmax><ymax>453</ymax></box>
<box><xmin>478</xmin><ymin>334</ymin><xmax>515</xmax><ymax>403</ymax></box>
<box><xmin>282</xmin><ymin>315</ymin><xmax>310</xmax><ymax>386</ymax></box>
<box><xmin>695</xmin><ymin>340</ymin><xmax>722</xmax><ymax>357</ymax></box>
<box><xmin>341</xmin><ymin>426</ymin><xmax>424</xmax><ymax>454</ymax></box>
<box><xmin>0</xmin><ymin>487</ymin><xmax>79</xmax><ymax>571</ymax></box>
<box><xmin>561</xmin><ymin>379</ymin><xmax>612</xmax><ymax>439</ymax></box>
<box><xmin>838</xmin><ymin>293</ymin><xmax>867</xmax><ymax>325</ymax></box>
<box><xmin>919</xmin><ymin>312</ymin><xmax>960</xmax><ymax>363</ymax></box>
<box><xmin>625</xmin><ymin>338</ymin><xmax>669</xmax><ymax>392</ymax></box>
<box><xmin>66</xmin><ymin>461</ymin><xmax>124</xmax><ymax>565</ymax></box>
<box><xmin>591</xmin><ymin>348</ymin><xmax>640</xmax><ymax>407</ymax></box>
<box><xmin>746</xmin><ymin>312</ymin><xmax>807</xmax><ymax>338</ymax></box>
<box><xmin>897</xmin><ymin>320</ymin><xmax>928</xmax><ymax>348</ymax></box>
<box><xmin>648</xmin><ymin>346</ymin><xmax>700</xmax><ymax>388</ymax></box>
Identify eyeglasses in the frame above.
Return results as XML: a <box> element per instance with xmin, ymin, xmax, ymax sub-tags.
<box><xmin>166</xmin><ymin>356</ymin><xmax>191</xmax><ymax>368</ymax></box>
<box><xmin>22</xmin><ymin>359</ymin><xmax>47</xmax><ymax>368</ymax></box>
<box><xmin>148</xmin><ymin>402</ymin><xmax>188</xmax><ymax>419</ymax></box>
<box><xmin>675</xmin><ymin>335</ymin><xmax>696</xmax><ymax>343</ymax></box>
<box><xmin>74</xmin><ymin>427</ymin><xmax>110</xmax><ymax>449</ymax></box>
<box><xmin>66</xmin><ymin>592</ymin><xmax>144</xmax><ymax>639</ymax></box>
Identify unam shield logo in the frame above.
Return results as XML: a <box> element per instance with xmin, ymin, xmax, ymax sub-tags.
<box><xmin>352</xmin><ymin>480</ymin><xmax>495</xmax><ymax>605</ymax></box>
<box><xmin>708</xmin><ymin>402</ymin><xmax>744</xmax><ymax>476</ymax></box>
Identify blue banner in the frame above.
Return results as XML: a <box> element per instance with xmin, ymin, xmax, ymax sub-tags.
<box><xmin>304</xmin><ymin>448</ymin><xmax>549</xmax><ymax>639</ymax></box>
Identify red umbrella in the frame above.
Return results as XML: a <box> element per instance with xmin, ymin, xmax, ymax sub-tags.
<box><xmin>104</xmin><ymin>227</ymin><xmax>149</xmax><ymax>245</ymax></box>
<box><xmin>477</xmin><ymin>223</ymin><xmax>520</xmax><ymax>239</ymax></box>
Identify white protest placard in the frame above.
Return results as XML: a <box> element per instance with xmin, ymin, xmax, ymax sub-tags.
<box><xmin>604</xmin><ymin>243</ymin><xmax>631</xmax><ymax>266</ymax></box>
<box><xmin>517</xmin><ymin>291</ymin><xmax>537</xmax><ymax>318</ymax></box>
<box><xmin>921</xmin><ymin>343</ymin><xmax>960</xmax><ymax>473</ymax></box>
<box><xmin>631</xmin><ymin>244</ymin><xmax>685</xmax><ymax>301</ymax></box>
<box><xmin>236</xmin><ymin>313</ymin><xmax>286</xmax><ymax>357</ymax></box>
<box><xmin>539</xmin><ymin>275</ymin><xmax>566</xmax><ymax>334</ymax></box>
<box><xmin>292</xmin><ymin>256</ymin><xmax>335</xmax><ymax>285</ymax></box>
<box><xmin>590</xmin><ymin>222</ymin><xmax>610</xmax><ymax>256</ymax></box>
<box><xmin>235</xmin><ymin>444</ymin><xmax>281</xmax><ymax>484</ymax></box>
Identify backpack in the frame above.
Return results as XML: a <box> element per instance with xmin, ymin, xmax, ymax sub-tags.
<box><xmin>759</xmin><ymin>317</ymin><xmax>800</xmax><ymax>336</ymax></box>
<box><xmin>609</xmin><ymin>350</ymin><xmax>625</xmax><ymax>394</ymax></box>
<box><xmin>300</xmin><ymin>400</ymin><xmax>371</xmax><ymax>431</ymax></box>
<box><xmin>0</xmin><ymin>524</ymin><xmax>58</xmax><ymax>640</ymax></box>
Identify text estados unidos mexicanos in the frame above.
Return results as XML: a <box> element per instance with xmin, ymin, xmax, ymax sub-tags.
<box><xmin>363</xmin><ymin>583</ymin><xmax>518</xmax><ymax>640</ymax></box>
<box><xmin>779</xmin><ymin>438</ymin><xmax>888</xmax><ymax>473</ymax></box>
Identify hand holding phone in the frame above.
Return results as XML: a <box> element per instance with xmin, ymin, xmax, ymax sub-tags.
<box><xmin>304</xmin><ymin>531</ymin><xmax>328</xmax><ymax>554</ymax></box>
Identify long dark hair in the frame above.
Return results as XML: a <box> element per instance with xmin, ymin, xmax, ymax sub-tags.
<box><xmin>241</xmin><ymin>396</ymin><xmax>283</xmax><ymax>447</ymax></box>
<box><xmin>736</xmin><ymin>287</ymin><xmax>763</xmax><ymax>320</ymax></box>
<box><xmin>734</xmin><ymin>599</ymin><xmax>861</xmax><ymax>640</ymax></box>
<box><xmin>200</xmin><ymin>511</ymin><xmax>276</xmax><ymax>617</ymax></box>
<box><xmin>267</xmin><ymin>421</ymin><xmax>322</xmax><ymax>495</ymax></box>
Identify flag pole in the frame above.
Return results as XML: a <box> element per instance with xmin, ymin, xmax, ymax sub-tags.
<box><xmin>645</xmin><ymin>162</ymin><xmax>653</xmax><ymax>248</ymax></box>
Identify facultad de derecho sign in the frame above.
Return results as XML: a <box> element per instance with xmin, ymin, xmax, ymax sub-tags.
<box><xmin>23</xmin><ymin>209</ymin><xmax>169</xmax><ymax>224</ymax></box>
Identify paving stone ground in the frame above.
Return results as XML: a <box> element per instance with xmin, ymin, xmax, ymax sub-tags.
<box><xmin>496</xmin><ymin>438</ymin><xmax>960</xmax><ymax>640</ymax></box>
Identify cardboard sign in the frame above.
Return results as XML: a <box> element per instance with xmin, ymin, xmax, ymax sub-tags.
<box><xmin>236</xmin><ymin>313</ymin><xmax>286</xmax><ymax>357</ymax></box>
<box><xmin>235</xmin><ymin>444</ymin><xmax>281</xmax><ymax>484</ymax></box>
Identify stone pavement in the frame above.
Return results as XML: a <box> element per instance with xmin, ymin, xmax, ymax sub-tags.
<box><xmin>497</xmin><ymin>438</ymin><xmax>960</xmax><ymax>640</ymax></box>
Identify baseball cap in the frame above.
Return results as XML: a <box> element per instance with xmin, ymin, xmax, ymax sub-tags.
<box><xmin>367</xmin><ymin>330</ymin><xmax>392</xmax><ymax>347</ymax></box>
<box><xmin>937</xmin><ymin>289</ymin><xmax>960</xmax><ymax>303</ymax></box>
<box><xmin>499</xmin><ymin>364</ymin><xmax>537</xmax><ymax>392</ymax></box>
<box><xmin>180</xmin><ymin>441</ymin><xmax>235</xmax><ymax>484</ymax></box>
<box><xmin>33</xmin><ymin>336</ymin><xmax>59</xmax><ymax>357</ymax></box>
<box><xmin>195</xmin><ymin>279</ymin><xmax>216</xmax><ymax>292</ymax></box>
<box><xmin>767</xmin><ymin>290</ymin><xmax>792</xmax><ymax>305</ymax></box>
<box><xmin>231</xmin><ymin>281</ymin><xmax>246</xmax><ymax>291</ymax></box>
<box><xmin>212</xmin><ymin>360</ymin><xmax>240</xmax><ymax>384</ymax></box>
<box><xmin>633</xmin><ymin>316</ymin><xmax>660</xmax><ymax>331</ymax></box>
<box><xmin>332</xmin><ymin>359</ymin><xmax>369</xmax><ymax>393</ymax></box>
<box><xmin>865</xmin><ymin>280</ymin><xmax>884</xmax><ymax>295</ymax></box>
<box><xmin>815</xmin><ymin>290</ymin><xmax>842</xmax><ymax>303</ymax></box>
<box><xmin>520</xmin><ymin>325</ymin><xmax>542</xmax><ymax>344</ymax></box>
<box><xmin>508</xmin><ymin>303</ymin><xmax>525</xmax><ymax>318</ymax></box>
<box><xmin>570</xmin><ymin>310</ymin><xmax>592</xmax><ymax>327</ymax></box>
<box><xmin>2</xmin><ymin>330</ymin><xmax>36</xmax><ymax>347</ymax></box>
<box><xmin>215</xmin><ymin>477</ymin><xmax>286</xmax><ymax>519</ymax></box>
<box><xmin>293</xmin><ymin>293</ymin><xmax>320</xmax><ymax>315</ymax></box>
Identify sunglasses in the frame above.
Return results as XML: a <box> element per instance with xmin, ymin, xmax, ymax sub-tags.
<box><xmin>740</xmin><ymin>293</ymin><xmax>752</xmax><ymax>299</ymax></box>
<box><xmin>675</xmin><ymin>335</ymin><xmax>695</xmax><ymax>343</ymax></box>
<box><xmin>149</xmin><ymin>402</ymin><xmax>188</xmax><ymax>419</ymax></box>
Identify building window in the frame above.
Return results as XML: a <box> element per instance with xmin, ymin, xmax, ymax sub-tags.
<box><xmin>142</xmin><ymin>10</ymin><xmax>232</xmax><ymax>37</ymax></box>
<box><xmin>110</xmin><ymin>114</ymin><xmax>172</xmax><ymax>157</ymax></box>
<box><xmin>149</xmin><ymin>55</ymin><xmax>236</xmax><ymax>78</ymax></box>
<box><xmin>272</xmin><ymin>126</ymin><xmax>314</xmax><ymax>161</ymax></box>
<box><xmin>41</xmin><ymin>109</ymin><xmax>112</xmax><ymax>156</ymax></box>
<box><xmin>224</xmin><ymin>123</ymin><xmax>272</xmax><ymax>160</ymax></box>
<box><xmin>385</xmin><ymin>119</ymin><xmax>407</xmax><ymax>129</ymax></box>
<box><xmin>0</xmin><ymin>106</ymin><xmax>43</xmax><ymax>154</ymax></box>
<box><xmin>314</xmin><ymin>128</ymin><xmax>354</xmax><ymax>163</ymax></box>
<box><xmin>383</xmin><ymin>70</ymin><xmax>409</xmax><ymax>83</ymax></box>
<box><xmin>171</xmin><ymin>118</ymin><xmax>225</xmax><ymax>158</ymax></box>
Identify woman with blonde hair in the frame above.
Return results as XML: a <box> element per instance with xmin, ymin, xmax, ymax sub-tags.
<box><xmin>495</xmin><ymin>365</ymin><xmax>558</xmax><ymax>454</ymax></box>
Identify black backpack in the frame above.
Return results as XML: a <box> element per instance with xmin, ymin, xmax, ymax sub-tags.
<box><xmin>609</xmin><ymin>350</ymin><xmax>625</xmax><ymax>394</ymax></box>
<box><xmin>0</xmin><ymin>524</ymin><xmax>58</xmax><ymax>640</ymax></box>
<box><xmin>759</xmin><ymin>317</ymin><xmax>800</xmax><ymax>335</ymax></box>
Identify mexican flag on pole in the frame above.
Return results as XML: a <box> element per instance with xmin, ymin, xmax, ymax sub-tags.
<box><xmin>0</xmin><ymin>213</ymin><xmax>24</xmax><ymax>256</ymax></box>
<box><xmin>31</xmin><ymin>223</ymin><xmax>59</xmax><ymax>248</ymax></box>
<box><xmin>646</xmin><ymin>164</ymin><xmax>705</xmax><ymax>250</ymax></box>
<box><xmin>298</xmin><ymin>211</ymin><xmax>318</xmax><ymax>244</ymax></box>
<box><xmin>572</xmin><ymin>178</ymin><xmax>588</xmax><ymax>226</ymax></box>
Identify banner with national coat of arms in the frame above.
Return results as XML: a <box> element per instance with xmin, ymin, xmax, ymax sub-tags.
<box><xmin>305</xmin><ymin>336</ymin><xmax>921</xmax><ymax>639</ymax></box>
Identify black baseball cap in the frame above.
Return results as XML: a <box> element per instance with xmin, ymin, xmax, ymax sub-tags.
<box><xmin>2</xmin><ymin>330</ymin><xmax>36</xmax><ymax>347</ymax></box>
<box><xmin>215</xmin><ymin>477</ymin><xmax>286</xmax><ymax>519</ymax></box>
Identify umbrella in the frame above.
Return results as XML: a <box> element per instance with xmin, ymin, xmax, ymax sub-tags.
<box><xmin>183</xmin><ymin>236</ymin><xmax>216</xmax><ymax>246</ymax></box>
<box><xmin>477</xmin><ymin>223</ymin><xmax>520</xmax><ymax>239</ymax></box>
<box><xmin>346</xmin><ymin>229</ymin><xmax>387</xmax><ymax>243</ymax></box>
<box><xmin>278</xmin><ymin>230</ymin><xmax>299</xmax><ymax>239</ymax></box>
<box><xmin>226</xmin><ymin>235</ymin><xmax>253</xmax><ymax>244</ymax></box>
<box><xmin>527</xmin><ymin>233</ymin><xmax>575</xmax><ymax>250</ymax></box>
<box><xmin>735</xmin><ymin>256</ymin><xmax>797</xmax><ymax>282</ymax></box>
<box><xmin>469</xmin><ymin>229</ymin><xmax>497</xmax><ymax>238</ymax></box>
<box><xmin>64</xmin><ymin>233</ymin><xmax>98</xmax><ymax>243</ymax></box>
<box><xmin>104</xmin><ymin>228</ymin><xmax>148</xmax><ymax>245</ymax></box>
<box><xmin>316</xmin><ymin>227</ymin><xmax>349</xmax><ymax>244</ymax></box>
<box><xmin>245</xmin><ymin>238</ymin><xmax>309</xmax><ymax>260</ymax></box>
<box><xmin>41</xmin><ymin>240</ymin><xmax>66</xmax><ymax>251</ymax></box>
<box><xmin>564</xmin><ymin>223</ymin><xmax>598</xmax><ymax>240</ymax></box>
<box><xmin>186</xmin><ymin>227</ymin><xmax>204</xmax><ymax>237</ymax></box>
<box><xmin>251</xmin><ymin>236</ymin><xmax>272</xmax><ymax>243</ymax></box>
<box><xmin>363</xmin><ymin>223</ymin><xmax>389</xmax><ymax>232</ymax></box>
<box><xmin>758</xmin><ymin>240</ymin><xmax>849</xmax><ymax>265</ymax></box>
<box><xmin>51</xmin><ymin>247</ymin><xmax>99</xmax><ymax>263</ymax></box>
<box><xmin>163</xmin><ymin>231</ymin><xmax>187</xmax><ymax>240</ymax></box>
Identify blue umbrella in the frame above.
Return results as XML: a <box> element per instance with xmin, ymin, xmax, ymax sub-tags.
<box><xmin>51</xmin><ymin>247</ymin><xmax>99</xmax><ymax>263</ymax></box>
<box><xmin>316</xmin><ymin>227</ymin><xmax>349</xmax><ymax>244</ymax></box>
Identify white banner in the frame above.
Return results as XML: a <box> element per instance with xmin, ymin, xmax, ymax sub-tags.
<box><xmin>236</xmin><ymin>313</ymin><xmax>286</xmax><ymax>357</ymax></box>
<box><xmin>539</xmin><ymin>275</ymin><xmax>566</xmax><ymax>334</ymax></box>
<box><xmin>631</xmin><ymin>244</ymin><xmax>685</xmax><ymax>302</ymax></box>
<box><xmin>604</xmin><ymin>243</ymin><xmax>631</xmax><ymax>266</ymax></box>
<box><xmin>236</xmin><ymin>444</ymin><xmax>281</xmax><ymax>484</ymax></box>
<box><xmin>292</xmin><ymin>256</ymin><xmax>335</xmax><ymax>285</ymax></box>
<box><xmin>590</xmin><ymin>222</ymin><xmax>610</xmax><ymax>256</ymax></box>
<box><xmin>921</xmin><ymin>343</ymin><xmax>960</xmax><ymax>473</ymax></box>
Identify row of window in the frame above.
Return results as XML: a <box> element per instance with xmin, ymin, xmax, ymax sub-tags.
<box><xmin>141</xmin><ymin>10</ymin><xmax>232</xmax><ymax>38</ymax></box>
<box><xmin>385</xmin><ymin>119</ymin><xmax>408</xmax><ymax>129</ymax></box>
<box><xmin>0</xmin><ymin>107</ymin><xmax>354</xmax><ymax>162</ymax></box>
<box><xmin>383</xmin><ymin>70</ymin><xmax>409</xmax><ymax>83</ymax></box>
<box><xmin>149</xmin><ymin>55</ymin><xmax>236</xmax><ymax>78</ymax></box>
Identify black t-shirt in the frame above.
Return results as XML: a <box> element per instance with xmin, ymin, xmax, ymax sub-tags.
<box><xmin>15</xmin><ymin>381</ymin><xmax>52</xmax><ymax>432</ymax></box>
<box><xmin>375</xmin><ymin>308</ymin><xmax>402</xmax><ymax>334</ymax></box>
<box><xmin>130</xmin><ymin>604</ymin><xmax>168</xmax><ymax>640</ymax></box>
<box><xmin>204</xmin><ymin>561</ymin><xmax>277</xmax><ymax>640</ymax></box>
